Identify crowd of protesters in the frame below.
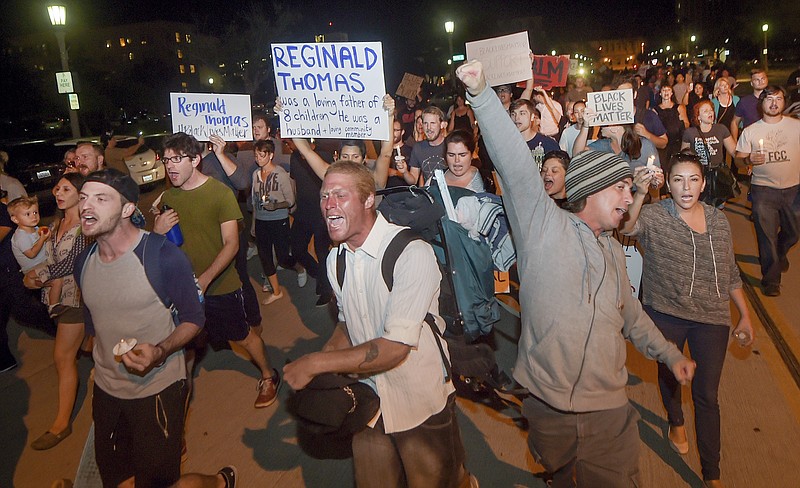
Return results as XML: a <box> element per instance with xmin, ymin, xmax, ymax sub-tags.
<box><xmin>1</xmin><ymin>51</ymin><xmax>799</xmax><ymax>488</ymax></box>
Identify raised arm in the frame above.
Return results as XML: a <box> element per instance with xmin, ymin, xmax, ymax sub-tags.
<box><xmin>620</xmin><ymin>166</ymin><xmax>654</xmax><ymax>235</ymax></box>
<box><xmin>292</xmin><ymin>138</ymin><xmax>330</xmax><ymax>180</ymax></box>
<box><xmin>371</xmin><ymin>94</ymin><xmax>396</xmax><ymax>189</ymax></box>
<box><xmin>519</xmin><ymin>53</ymin><xmax>535</xmax><ymax>101</ymax></box>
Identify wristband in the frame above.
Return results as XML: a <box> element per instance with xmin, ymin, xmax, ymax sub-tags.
<box><xmin>155</xmin><ymin>344</ymin><xmax>167</xmax><ymax>367</ymax></box>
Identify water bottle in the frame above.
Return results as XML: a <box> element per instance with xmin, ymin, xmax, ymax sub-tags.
<box><xmin>160</xmin><ymin>204</ymin><xmax>184</xmax><ymax>247</ymax></box>
<box><xmin>532</xmin><ymin>143</ymin><xmax>545</xmax><ymax>171</ymax></box>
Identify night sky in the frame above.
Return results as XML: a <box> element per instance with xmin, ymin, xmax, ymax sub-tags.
<box><xmin>5</xmin><ymin>0</ymin><xmax>678</xmax><ymax>43</ymax></box>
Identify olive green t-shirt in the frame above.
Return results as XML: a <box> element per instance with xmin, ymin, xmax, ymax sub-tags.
<box><xmin>162</xmin><ymin>177</ymin><xmax>243</xmax><ymax>296</ymax></box>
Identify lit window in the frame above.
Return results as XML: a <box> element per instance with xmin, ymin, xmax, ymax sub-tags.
<box><xmin>181</xmin><ymin>82</ymin><xmax>188</xmax><ymax>88</ymax></box>
<box><xmin>119</xmin><ymin>38</ymin><xmax>126</xmax><ymax>47</ymax></box>
<box><xmin>129</xmin><ymin>52</ymin><xmax>134</xmax><ymax>61</ymax></box>
<box><xmin>185</xmin><ymin>34</ymin><xmax>192</xmax><ymax>43</ymax></box>
<box><xmin>106</xmin><ymin>40</ymin><xmax>111</xmax><ymax>48</ymax></box>
<box><xmin>175</xmin><ymin>32</ymin><xmax>181</xmax><ymax>43</ymax></box>
<box><xmin>189</xmin><ymin>64</ymin><xmax>196</xmax><ymax>73</ymax></box>
<box><xmin>177</xmin><ymin>49</ymin><xmax>183</xmax><ymax>59</ymax></box>
<box><xmin>179</xmin><ymin>64</ymin><xmax>186</xmax><ymax>74</ymax></box>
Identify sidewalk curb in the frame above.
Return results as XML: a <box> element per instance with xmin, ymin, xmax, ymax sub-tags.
<box><xmin>740</xmin><ymin>268</ymin><xmax>800</xmax><ymax>390</ymax></box>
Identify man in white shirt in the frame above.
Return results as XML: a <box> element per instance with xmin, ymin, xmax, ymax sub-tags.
<box><xmin>284</xmin><ymin>161</ymin><xmax>475</xmax><ymax>488</ymax></box>
<box><xmin>735</xmin><ymin>85</ymin><xmax>800</xmax><ymax>297</ymax></box>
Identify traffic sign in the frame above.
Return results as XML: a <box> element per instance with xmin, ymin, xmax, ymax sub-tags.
<box><xmin>56</xmin><ymin>72</ymin><xmax>74</xmax><ymax>94</ymax></box>
<box><xmin>68</xmin><ymin>93</ymin><xmax>80</xmax><ymax>110</ymax></box>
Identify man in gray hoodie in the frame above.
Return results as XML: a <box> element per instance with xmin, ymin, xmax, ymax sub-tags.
<box><xmin>457</xmin><ymin>61</ymin><xmax>696</xmax><ymax>487</ymax></box>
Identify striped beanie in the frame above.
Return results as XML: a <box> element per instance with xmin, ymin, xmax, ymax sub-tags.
<box><xmin>565</xmin><ymin>150</ymin><xmax>632</xmax><ymax>203</ymax></box>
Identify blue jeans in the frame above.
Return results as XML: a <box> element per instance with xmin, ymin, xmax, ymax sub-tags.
<box><xmin>646</xmin><ymin>306</ymin><xmax>729</xmax><ymax>481</ymax></box>
<box><xmin>750</xmin><ymin>184</ymin><xmax>800</xmax><ymax>287</ymax></box>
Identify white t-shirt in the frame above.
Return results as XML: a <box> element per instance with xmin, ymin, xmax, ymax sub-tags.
<box><xmin>537</xmin><ymin>101</ymin><xmax>563</xmax><ymax>137</ymax></box>
<box><xmin>11</xmin><ymin>228</ymin><xmax>47</xmax><ymax>272</ymax></box>
<box><xmin>737</xmin><ymin>117</ymin><xmax>800</xmax><ymax>189</ymax></box>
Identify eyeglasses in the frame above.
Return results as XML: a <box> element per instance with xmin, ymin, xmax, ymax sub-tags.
<box><xmin>162</xmin><ymin>154</ymin><xmax>190</xmax><ymax>164</ymax></box>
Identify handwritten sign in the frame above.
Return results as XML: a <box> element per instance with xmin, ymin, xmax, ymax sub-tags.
<box><xmin>494</xmin><ymin>270</ymin><xmax>510</xmax><ymax>294</ymax></box>
<box><xmin>465</xmin><ymin>31</ymin><xmax>531</xmax><ymax>87</ymax></box>
<box><xmin>272</xmin><ymin>41</ymin><xmax>389</xmax><ymax>141</ymax></box>
<box><xmin>532</xmin><ymin>55</ymin><xmax>569</xmax><ymax>89</ymax></box>
<box><xmin>396</xmin><ymin>72</ymin><xmax>424</xmax><ymax>100</ymax></box>
<box><xmin>585</xmin><ymin>89</ymin><xmax>634</xmax><ymax>127</ymax></box>
<box><xmin>169</xmin><ymin>93</ymin><xmax>252</xmax><ymax>141</ymax></box>
<box><xmin>614</xmin><ymin>232</ymin><xmax>643</xmax><ymax>296</ymax></box>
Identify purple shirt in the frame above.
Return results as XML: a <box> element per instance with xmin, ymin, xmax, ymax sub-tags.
<box><xmin>735</xmin><ymin>94</ymin><xmax>760</xmax><ymax>128</ymax></box>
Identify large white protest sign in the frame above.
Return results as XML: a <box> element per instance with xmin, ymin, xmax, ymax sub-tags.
<box><xmin>170</xmin><ymin>93</ymin><xmax>252</xmax><ymax>141</ymax></box>
<box><xmin>271</xmin><ymin>41</ymin><xmax>389</xmax><ymax>141</ymax></box>
<box><xmin>465</xmin><ymin>32</ymin><xmax>531</xmax><ymax>87</ymax></box>
<box><xmin>585</xmin><ymin>89</ymin><xmax>634</xmax><ymax>127</ymax></box>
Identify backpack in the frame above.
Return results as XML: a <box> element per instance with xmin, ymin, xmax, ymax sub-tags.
<box><xmin>335</xmin><ymin>228</ymin><xmax>451</xmax><ymax>382</ymax></box>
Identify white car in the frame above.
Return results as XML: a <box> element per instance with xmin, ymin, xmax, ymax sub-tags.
<box><xmin>116</xmin><ymin>134</ymin><xmax>167</xmax><ymax>190</ymax></box>
<box><xmin>56</xmin><ymin>133</ymin><xmax>167</xmax><ymax>190</ymax></box>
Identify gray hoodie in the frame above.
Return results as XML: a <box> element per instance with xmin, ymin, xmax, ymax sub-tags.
<box><xmin>468</xmin><ymin>85</ymin><xmax>685</xmax><ymax>413</ymax></box>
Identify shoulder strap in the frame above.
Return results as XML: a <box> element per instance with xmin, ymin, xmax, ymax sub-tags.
<box><xmin>335</xmin><ymin>228</ymin><xmax>451</xmax><ymax>382</ymax></box>
<box><xmin>75</xmin><ymin>241</ymin><xmax>99</xmax><ymax>290</ymax></box>
<box><xmin>139</xmin><ymin>232</ymin><xmax>172</xmax><ymax>310</ymax></box>
<box><xmin>381</xmin><ymin>229</ymin><xmax>420</xmax><ymax>291</ymax></box>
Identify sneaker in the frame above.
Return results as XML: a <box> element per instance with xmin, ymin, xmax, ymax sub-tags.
<box><xmin>217</xmin><ymin>465</ymin><xmax>238</xmax><ymax>488</ymax></box>
<box><xmin>315</xmin><ymin>293</ymin><xmax>333</xmax><ymax>307</ymax></box>
<box><xmin>246</xmin><ymin>244</ymin><xmax>258</xmax><ymax>261</ymax></box>
<box><xmin>297</xmin><ymin>269</ymin><xmax>308</xmax><ymax>288</ymax></box>
<box><xmin>261</xmin><ymin>291</ymin><xmax>283</xmax><ymax>305</ymax></box>
<box><xmin>261</xmin><ymin>276</ymin><xmax>272</xmax><ymax>293</ymax></box>
<box><xmin>255</xmin><ymin>369</ymin><xmax>280</xmax><ymax>408</ymax></box>
<box><xmin>763</xmin><ymin>283</ymin><xmax>781</xmax><ymax>297</ymax></box>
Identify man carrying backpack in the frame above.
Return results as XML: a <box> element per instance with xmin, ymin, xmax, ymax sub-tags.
<box><xmin>283</xmin><ymin>161</ymin><xmax>476</xmax><ymax>488</ymax></box>
<box><xmin>76</xmin><ymin>169</ymin><xmax>236</xmax><ymax>488</ymax></box>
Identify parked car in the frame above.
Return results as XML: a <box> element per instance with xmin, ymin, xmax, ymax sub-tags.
<box><xmin>115</xmin><ymin>134</ymin><xmax>167</xmax><ymax>191</ymax></box>
<box><xmin>0</xmin><ymin>139</ymin><xmax>66</xmax><ymax>209</ymax></box>
<box><xmin>55</xmin><ymin>133</ymin><xmax>166</xmax><ymax>191</ymax></box>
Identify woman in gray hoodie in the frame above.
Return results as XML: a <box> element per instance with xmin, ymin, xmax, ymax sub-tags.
<box><xmin>621</xmin><ymin>151</ymin><xmax>753</xmax><ymax>488</ymax></box>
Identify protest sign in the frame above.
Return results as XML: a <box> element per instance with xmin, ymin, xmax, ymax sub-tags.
<box><xmin>271</xmin><ymin>41</ymin><xmax>389</xmax><ymax>141</ymax></box>
<box><xmin>614</xmin><ymin>232</ymin><xmax>643</xmax><ymax>296</ymax></box>
<box><xmin>532</xmin><ymin>55</ymin><xmax>569</xmax><ymax>89</ymax></box>
<box><xmin>396</xmin><ymin>72</ymin><xmax>424</xmax><ymax>100</ymax></box>
<box><xmin>465</xmin><ymin>31</ymin><xmax>531</xmax><ymax>87</ymax></box>
<box><xmin>585</xmin><ymin>89</ymin><xmax>634</xmax><ymax>127</ymax></box>
<box><xmin>170</xmin><ymin>93</ymin><xmax>252</xmax><ymax>141</ymax></box>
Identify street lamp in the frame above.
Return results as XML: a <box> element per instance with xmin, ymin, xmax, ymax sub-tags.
<box><xmin>444</xmin><ymin>21</ymin><xmax>454</xmax><ymax>66</ymax></box>
<box><xmin>47</xmin><ymin>5</ymin><xmax>80</xmax><ymax>138</ymax></box>
<box><xmin>762</xmin><ymin>23</ymin><xmax>769</xmax><ymax>71</ymax></box>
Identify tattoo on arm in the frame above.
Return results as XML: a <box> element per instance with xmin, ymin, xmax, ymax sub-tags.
<box><xmin>358</xmin><ymin>342</ymin><xmax>379</xmax><ymax>370</ymax></box>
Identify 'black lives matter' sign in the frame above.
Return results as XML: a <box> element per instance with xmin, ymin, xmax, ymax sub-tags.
<box><xmin>585</xmin><ymin>89</ymin><xmax>634</xmax><ymax>127</ymax></box>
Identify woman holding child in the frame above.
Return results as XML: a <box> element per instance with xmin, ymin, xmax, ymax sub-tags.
<box><xmin>25</xmin><ymin>172</ymin><xmax>88</xmax><ymax>450</ymax></box>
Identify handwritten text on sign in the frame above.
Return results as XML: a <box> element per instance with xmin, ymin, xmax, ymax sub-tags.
<box><xmin>272</xmin><ymin>42</ymin><xmax>389</xmax><ymax>141</ymax></box>
<box><xmin>169</xmin><ymin>93</ymin><xmax>252</xmax><ymax>141</ymax></box>
<box><xmin>532</xmin><ymin>55</ymin><xmax>569</xmax><ymax>89</ymax></box>
<box><xmin>585</xmin><ymin>89</ymin><xmax>634</xmax><ymax>127</ymax></box>
<box><xmin>465</xmin><ymin>32</ymin><xmax>531</xmax><ymax>87</ymax></box>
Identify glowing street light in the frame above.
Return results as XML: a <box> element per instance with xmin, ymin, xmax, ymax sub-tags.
<box><xmin>762</xmin><ymin>24</ymin><xmax>769</xmax><ymax>71</ymax></box>
<box><xmin>444</xmin><ymin>21</ymin><xmax>454</xmax><ymax>67</ymax></box>
<box><xmin>690</xmin><ymin>34</ymin><xmax>697</xmax><ymax>43</ymax></box>
<box><xmin>47</xmin><ymin>4</ymin><xmax>80</xmax><ymax>138</ymax></box>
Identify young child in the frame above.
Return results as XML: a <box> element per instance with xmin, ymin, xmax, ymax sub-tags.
<box><xmin>8</xmin><ymin>197</ymin><xmax>64</xmax><ymax>317</ymax></box>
